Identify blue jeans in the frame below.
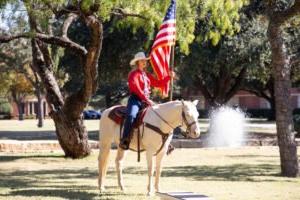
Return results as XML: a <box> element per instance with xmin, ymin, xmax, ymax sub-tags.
<box><xmin>122</xmin><ymin>95</ymin><xmax>142</xmax><ymax>139</ymax></box>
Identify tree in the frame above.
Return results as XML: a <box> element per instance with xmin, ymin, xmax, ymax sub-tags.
<box><xmin>0</xmin><ymin>66</ymin><xmax>34</xmax><ymax>120</ymax></box>
<box><xmin>242</xmin><ymin>11</ymin><xmax>300</xmax><ymax>121</ymax></box>
<box><xmin>266</xmin><ymin>0</ymin><xmax>300</xmax><ymax>177</ymax></box>
<box><xmin>0</xmin><ymin>31</ymin><xmax>34</xmax><ymax>120</ymax></box>
<box><xmin>178</xmin><ymin>13</ymin><xmax>265</xmax><ymax>107</ymax></box>
<box><xmin>0</xmin><ymin>2</ymin><xmax>47</xmax><ymax>126</ymax></box>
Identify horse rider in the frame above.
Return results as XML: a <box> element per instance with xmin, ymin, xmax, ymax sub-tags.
<box><xmin>119</xmin><ymin>52</ymin><xmax>175</xmax><ymax>150</ymax></box>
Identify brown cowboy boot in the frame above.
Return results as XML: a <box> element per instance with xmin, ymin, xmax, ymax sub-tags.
<box><xmin>119</xmin><ymin>137</ymin><xmax>130</xmax><ymax>150</ymax></box>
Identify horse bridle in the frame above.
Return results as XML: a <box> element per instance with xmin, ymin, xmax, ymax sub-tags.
<box><xmin>150</xmin><ymin>101</ymin><xmax>197</xmax><ymax>138</ymax></box>
<box><xmin>181</xmin><ymin>101</ymin><xmax>197</xmax><ymax>138</ymax></box>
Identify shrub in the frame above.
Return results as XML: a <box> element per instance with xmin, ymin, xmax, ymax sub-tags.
<box><xmin>0</xmin><ymin>102</ymin><xmax>11</xmax><ymax>113</ymax></box>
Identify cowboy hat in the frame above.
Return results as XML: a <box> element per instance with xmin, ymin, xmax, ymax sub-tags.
<box><xmin>130</xmin><ymin>52</ymin><xmax>150</xmax><ymax>66</ymax></box>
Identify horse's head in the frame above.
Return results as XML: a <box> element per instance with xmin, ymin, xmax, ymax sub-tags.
<box><xmin>181</xmin><ymin>100</ymin><xmax>201</xmax><ymax>139</ymax></box>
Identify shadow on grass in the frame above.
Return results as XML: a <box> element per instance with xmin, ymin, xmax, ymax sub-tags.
<box><xmin>0</xmin><ymin>167</ymin><xmax>144</xmax><ymax>200</ymax></box>
<box><xmin>2</xmin><ymin>189</ymin><xmax>98</xmax><ymax>199</ymax></box>
<box><xmin>0</xmin><ymin>168</ymin><xmax>100</xmax><ymax>199</ymax></box>
<box><xmin>124</xmin><ymin>163</ymin><xmax>284</xmax><ymax>182</ymax></box>
<box><xmin>0</xmin><ymin>168</ymin><xmax>98</xmax><ymax>182</ymax></box>
<box><xmin>0</xmin><ymin>131</ymin><xmax>98</xmax><ymax>140</ymax></box>
<box><xmin>0</xmin><ymin>154</ymin><xmax>65</xmax><ymax>162</ymax></box>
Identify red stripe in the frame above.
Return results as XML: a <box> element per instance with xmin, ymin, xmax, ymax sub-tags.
<box><xmin>152</xmin><ymin>51</ymin><xmax>164</xmax><ymax>77</ymax></box>
<box><xmin>162</xmin><ymin>46</ymin><xmax>171</xmax><ymax>75</ymax></box>
<box><xmin>154</xmin><ymin>31</ymin><xmax>176</xmax><ymax>41</ymax></box>
<box><xmin>155</xmin><ymin>49</ymin><xmax>166</xmax><ymax>70</ymax></box>
<box><xmin>152</xmin><ymin>39</ymin><xmax>175</xmax><ymax>50</ymax></box>
<box><xmin>160</xmin><ymin>23</ymin><xmax>176</xmax><ymax>30</ymax></box>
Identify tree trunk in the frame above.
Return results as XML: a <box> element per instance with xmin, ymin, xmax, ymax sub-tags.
<box><xmin>11</xmin><ymin>90</ymin><xmax>24</xmax><ymax>121</ymax></box>
<box><xmin>17</xmin><ymin>102</ymin><xmax>24</xmax><ymax>120</ymax></box>
<box><xmin>35</xmin><ymin>86</ymin><xmax>44</xmax><ymax>127</ymax></box>
<box><xmin>30</xmin><ymin>38</ymin><xmax>92</xmax><ymax>158</ymax></box>
<box><xmin>52</xmin><ymin>110</ymin><xmax>90</xmax><ymax>158</ymax></box>
<box><xmin>268</xmin><ymin>21</ymin><xmax>299</xmax><ymax>177</ymax></box>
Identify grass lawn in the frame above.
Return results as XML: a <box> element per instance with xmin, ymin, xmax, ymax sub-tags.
<box><xmin>0</xmin><ymin>119</ymin><xmax>276</xmax><ymax>138</ymax></box>
<box><xmin>0</xmin><ymin>147</ymin><xmax>299</xmax><ymax>200</ymax></box>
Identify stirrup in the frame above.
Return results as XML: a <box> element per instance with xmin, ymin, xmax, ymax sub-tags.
<box><xmin>119</xmin><ymin>138</ymin><xmax>130</xmax><ymax>150</ymax></box>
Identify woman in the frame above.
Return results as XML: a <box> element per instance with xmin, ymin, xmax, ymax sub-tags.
<box><xmin>119</xmin><ymin>52</ymin><xmax>174</xmax><ymax>150</ymax></box>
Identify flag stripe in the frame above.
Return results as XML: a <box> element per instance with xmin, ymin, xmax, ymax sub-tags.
<box><xmin>153</xmin><ymin>34</ymin><xmax>176</xmax><ymax>45</ymax></box>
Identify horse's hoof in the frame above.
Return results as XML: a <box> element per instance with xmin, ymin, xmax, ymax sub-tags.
<box><xmin>99</xmin><ymin>187</ymin><xmax>106</xmax><ymax>193</ymax></box>
<box><xmin>120</xmin><ymin>186</ymin><xmax>126</xmax><ymax>192</ymax></box>
<box><xmin>147</xmin><ymin>191</ymin><xmax>154</xmax><ymax>196</ymax></box>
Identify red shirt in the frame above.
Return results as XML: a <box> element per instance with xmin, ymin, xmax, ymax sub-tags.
<box><xmin>128</xmin><ymin>69</ymin><xmax>170</xmax><ymax>104</ymax></box>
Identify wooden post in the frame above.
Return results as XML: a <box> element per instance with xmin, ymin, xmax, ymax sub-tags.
<box><xmin>169</xmin><ymin>45</ymin><xmax>175</xmax><ymax>101</ymax></box>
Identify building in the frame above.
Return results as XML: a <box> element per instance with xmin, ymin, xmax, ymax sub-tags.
<box><xmin>182</xmin><ymin>88</ymin><xmax>300</xmax><ymax>110</ymax></box>
<box><xmin>9</xmin><ymin>95</ymin><xmax>49</xmax><ymax>119</ymax></box>
<box><xmin>5</xmin><ymin>88</ymin><xmax>300</xmax><ymax>119</ymax></box>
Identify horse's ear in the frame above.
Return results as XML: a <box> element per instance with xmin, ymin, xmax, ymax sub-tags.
<box><xmin>192</xmin><ymin>100</ymin><xmax>199</xmax><ymax>106</ymax></box>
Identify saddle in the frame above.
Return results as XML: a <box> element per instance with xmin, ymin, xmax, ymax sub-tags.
<box><xmin>108</xmin><ymin>105</ymin><xmax>174</xmax><ymax>162</ymax></box>
<box><xmin>108</xmin><ymin>105</ymin><xmax>148</xmax><ymax>128</ymax></box>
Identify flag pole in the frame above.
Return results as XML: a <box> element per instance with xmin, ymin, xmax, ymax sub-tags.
<box><xmin>169</xmin><ymin>45</ymin><xmax>175</xmax><ymax>101</ymax></box>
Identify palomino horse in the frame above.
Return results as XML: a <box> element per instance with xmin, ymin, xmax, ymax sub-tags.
<box><xmin>98</xmin><ymin>100</ymin><xmax>201</xmax><ymax>195</ymax></box>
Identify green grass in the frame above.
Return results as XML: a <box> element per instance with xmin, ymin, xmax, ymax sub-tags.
<box><xmin>0</xmin><ymin>147</ymin><xmax>299</xmax><ymax>200</ymax></box>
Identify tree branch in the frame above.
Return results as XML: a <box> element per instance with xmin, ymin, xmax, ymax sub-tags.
<box><xmin>45</xmin><ymin>2</ymin><xmax>79</xmax><ymax>18</ymax></box>
<box><xmin>226</xmin><ymin>66</ymin><xmax>247</xmax><ymax>102</ymax></box>
<box><xmin>273</xmin><ymin>1</ymin><xmax>300</xmax><ymax>24</ymax></box>
<box><xmin>0</xmin><ymin>32</ymin><xmax>87</xmax><ymax>55</ymax></box>
<box><xmin>62</xmin><ymin>14</ymin><xmax>78</xmax><ymax>38</ymax></box>
<box><xmin>195</xmin><ymin>75</ymin><xmax>213</xmax><ymax>102</ymax></box>
<box><xmin>111</xmin><ymin>8</ymin><xmax>148</xmax><ymax>20</ymax></box>
<box><xmin>0</xmin><ymin>33</ymin><xmax>31</xmax><ymax>43</ymax></box>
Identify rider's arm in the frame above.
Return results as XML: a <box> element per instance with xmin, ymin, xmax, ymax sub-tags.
<box><xmin>128</xmin><ymin>71</ymin><xmax>152</xmax><ymax>104</ymax></box>
<box><xmin>147</xmin><ymin>72</ymin><xmax>170</xmax><ymax>88</ymax></box>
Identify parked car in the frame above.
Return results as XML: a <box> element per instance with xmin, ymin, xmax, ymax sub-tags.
<box><xmin>293</xmin><ymin>114</ymin><xmax>300</xmax><ymax>137</ymax></box>
<box><xmin>83</xmin><ymin>110</ymin><xmax>101</xmax><ymax>119</ymax></box>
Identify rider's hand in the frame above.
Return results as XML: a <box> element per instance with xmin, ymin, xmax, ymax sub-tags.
<box><xmin>169</xmin><ymin>70</ymin><xmax>177</xmax><ymax>79</ymax></box>
<box><xmin>147</xmin><ymin>100</ymin><xmax>155</xmax><ymax>106</ymax></box>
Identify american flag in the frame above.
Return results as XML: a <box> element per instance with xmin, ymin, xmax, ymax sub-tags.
<box><xmin>150</xmin><ymin>0</ymin><xmax>176</xmax><ymax>97</ymax></box>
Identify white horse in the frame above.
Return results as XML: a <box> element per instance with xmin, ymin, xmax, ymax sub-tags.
<box><xmin>98</xmin><ymin>100</ymin><xmax>201</xmax><ymax>195</ymax></box>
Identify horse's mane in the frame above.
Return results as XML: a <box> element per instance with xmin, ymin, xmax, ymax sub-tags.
<box><xmin>153</xmin><ymin>100</ymin><xmax>181</xmax><ymax>109</ymax></box>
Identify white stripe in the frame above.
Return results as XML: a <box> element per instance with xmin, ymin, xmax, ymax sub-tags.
<box><xmin>156</xmin><ymin>27</ymin><xmax>176</xmax><ymax>36</ymax></box>
<box><xmin>152</xmin><ymin>50</ymin><xmax>164</xmax><ymax>71</ymax></box>
<box><xmin>162</xmin><ymin>19</ymin><xmax>176</xmax><ymax>26</ymax></box>
<box><xmin>158</xmin><ymin>48</ymin><xmax>166</xmax><ymax>65</ymax></box>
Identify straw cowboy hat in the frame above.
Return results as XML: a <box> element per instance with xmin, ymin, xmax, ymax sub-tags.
<box><xmin>130</xmin><ymin>52</ymin><xmax>150</xmax><ymax>66</ymax></box>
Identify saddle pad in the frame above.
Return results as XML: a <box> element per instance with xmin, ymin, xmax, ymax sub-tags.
<box><xmin>108</xmin><ymin>105</ymin><xmax>148</xmax><ymax>127</ymax></box>
<box><xmin>108</xmin><ymin>106</ymin><xmax>126</xmax><ymax>124</ymax></box>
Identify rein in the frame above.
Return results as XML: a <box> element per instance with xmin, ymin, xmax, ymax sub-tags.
<box><xmin>150</xmin><ymin>107</ymin><xmax>177</xmax><ymax>130</ymax></box>
<box><xmin>149</xmin><ymin>101</ymin><xmax>197</xmax><ymax>138</ymax></box>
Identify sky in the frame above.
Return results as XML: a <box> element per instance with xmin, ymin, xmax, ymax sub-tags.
<box><xmin>0</xmin><ymin>3</ymin><xmax>28</xmax><ymax>32</ymax></box>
